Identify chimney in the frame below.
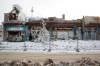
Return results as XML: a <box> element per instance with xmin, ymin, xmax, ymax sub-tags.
<box><xmin>62</xmin><ymin>14</ymin><xmax>65</xmax><ymax>19</ymax></box>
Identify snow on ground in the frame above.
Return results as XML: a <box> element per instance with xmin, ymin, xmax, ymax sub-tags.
<box><xmin>0</xmin><ymin>40</ymin><xmax>100</xmax><ymax>52</ymax></box>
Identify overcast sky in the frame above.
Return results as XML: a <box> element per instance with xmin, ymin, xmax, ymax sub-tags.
<box><xmin>0</xmin><ymin>0</ymin><xmax>100</xmax><ymax>22</ymax></box>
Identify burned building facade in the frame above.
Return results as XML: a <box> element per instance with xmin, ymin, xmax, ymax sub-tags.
<box><xmin>2</xmin><ymin>5</ymin><xmax>100</xmax><ymax>42</ymax></box>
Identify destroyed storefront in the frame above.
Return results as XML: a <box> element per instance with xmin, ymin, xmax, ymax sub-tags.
<box><xmin>26</xmin><ymin>21</ymin><xmax>42</xmax><ymax>42</ymax></box>
<box><xmin>26</xmin><ymin>21</ymin><xmax>53</xmax><ymax>42</ymax></box>
<box><xmin>3</xmin><ymin>4</ymin><xmax>27</xmax><ymax>42</ymax></box>
<box><xmin>3</xmin><ymin>22</ymin><xmax>27</xmax><ymax>42</ymax></box>
<box><xmin>82</xmin><ymin>16</ymin><xmax>100</xmax><ymax>40</ymax></box>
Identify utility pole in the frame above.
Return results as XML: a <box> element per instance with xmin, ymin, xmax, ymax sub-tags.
<box><xmin>81</xmin><ymin>16</ymin><xmax>85</xmax><ymax>40</ymax></box>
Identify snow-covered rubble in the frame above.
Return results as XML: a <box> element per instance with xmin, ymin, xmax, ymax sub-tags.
<box><xmin>0</xmin><ymin>40</ymin><xmax>100</xmax><ymax>52</ymax></box>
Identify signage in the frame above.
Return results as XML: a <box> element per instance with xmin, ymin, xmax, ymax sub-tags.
<box><xmin>6</xmin><ymin>26</ymin><xmax>24</xmax><ymax>31</ymax></box>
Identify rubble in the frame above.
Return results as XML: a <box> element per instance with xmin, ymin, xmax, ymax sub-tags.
<box><xmin>0</xmin><ymin>57</ymin><xmax>100</xmax><ymax>66</ymax></box>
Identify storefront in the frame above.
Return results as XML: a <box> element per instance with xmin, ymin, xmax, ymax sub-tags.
<box><xmin>4</xmin><ymin>25</ymin><xmax>26</xmax><ymax>42</ymax></box>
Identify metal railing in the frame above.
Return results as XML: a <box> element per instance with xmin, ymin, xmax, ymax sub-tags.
<box><xmin>0</xmin><ymin>40</ymin><xmax>100</xmax><ymax>52</ymax></box>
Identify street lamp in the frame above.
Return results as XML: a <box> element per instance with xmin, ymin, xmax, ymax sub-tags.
<box><xmin>75</xmin><ymin>37</ymin><xmax>80</xmax><ymax>52</ymax></box>
<box><xmin>72</xmin><ymin>20</ymin><xmax>80</xmax><ymax>52</ymax></box>
<box><xmin>22</xmin><ymin>22</ymin><xmax>27</xmax><ymax>51</ymax></box>
<box><xmin>48</xmin><ymin>39</ymin><xmax>51</xmax><ymax>52</ymax></box>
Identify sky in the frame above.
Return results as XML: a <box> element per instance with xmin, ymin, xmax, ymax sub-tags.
<box><xmin>0</xmin><ymin>0</ymin><xmax>100</xmax><ymax>22</ymax></box>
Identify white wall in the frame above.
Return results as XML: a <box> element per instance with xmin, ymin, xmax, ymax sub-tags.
<box><xmin>57</xmin><ymin>31</ymin><xmax>74</xmax><ymax>40</ymax></box>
